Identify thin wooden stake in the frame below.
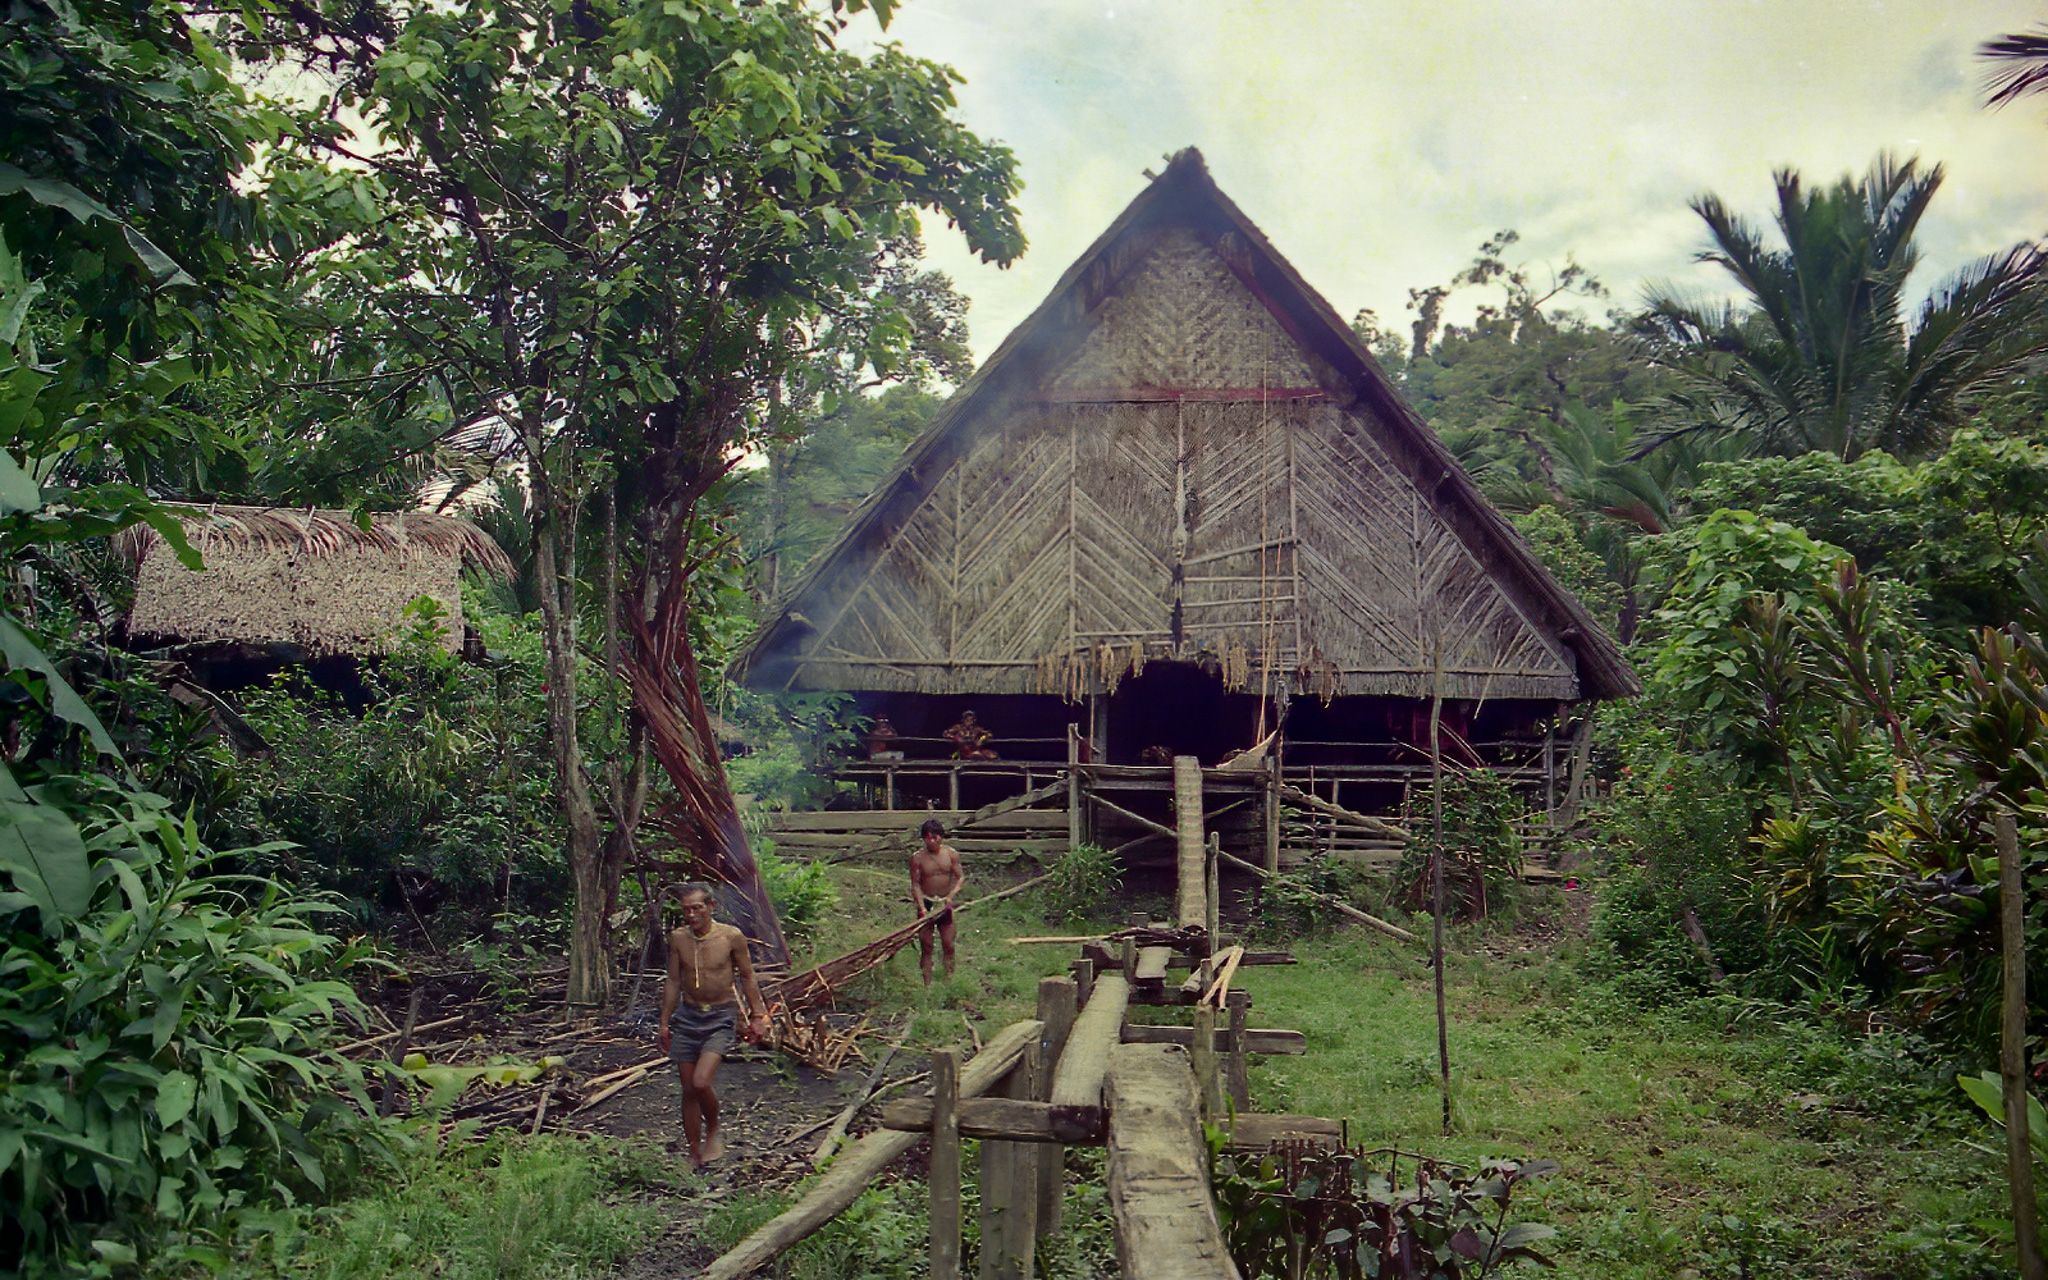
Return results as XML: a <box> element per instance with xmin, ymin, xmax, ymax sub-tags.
<box><xmin>1429</xmin><ymin>644</ymin><xmax>1451</xmax><ymax>1138</ymax></box>
<box><xmin>1191</xmin><ymin>1004</ymin><xmax>1219</xmax><ymax>1121</ymax></box>
<box><xmin>378</xmin><ymin>986</ymin><xmax>424</xmax><ymax>1119</ymax></box>
<box><xmin>1998</xmin><ymin>811</ymin><xmax>2045</xmax><ymax>1280</ymax></box>
<box><xmin>930</xmin><ymin>1047</ymin><xmax>962</xmax><ymax>1280</ymax></box>
<box><xmin>1036</xmin><ymin>976</ymin><xmax>1079</xmax><ymax>1236</ymax></box>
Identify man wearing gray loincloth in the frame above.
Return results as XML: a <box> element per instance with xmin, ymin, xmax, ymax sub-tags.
<box><xmin>658</xmin><ymin>883</ymin><xmax>770</xmax><ymax>1171</ymax></box>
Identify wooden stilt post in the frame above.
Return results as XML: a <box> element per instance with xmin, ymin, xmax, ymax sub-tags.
<box><xmin>1205</xmin><ymin>832</ymin><xmax>1221</xmax><ymax>943</ymax></box>
<box><xmin>1071</xmin><ymin>956</ymin><xmax>1095</xmax><ymax>1008</ymax></box>
<box><xmin>1035</xmin><ymin>977</ymin><xmax>1078</xmax><ymax>1236</ymax></box>
<box><xmin>949</xmin><ymin>764</ymin><xmax>961</xmax><ymax>813</ymax></box>
<box><xmin>1191</xmin><ymin>1004</ymin><xmax>1219</xmax><ymax>1121</ymax></box>
<box><xmin>1225</xmin><ymin>989</ymin><xmax>1251</xmax><ymax>1111</ymax></box>
<box><xmin>930</xmin><ymin>1048</ymin><xmax>962</xmax><ymax>1280</ymax></box>
<box><xmin>885</xmin><ymin>765</ymin><xmax>896</xmax><ymax>811</ymax></box>
<box><xmin>1264</xmin><ymin>756</ymin><xmax>1281</xmax><ymax>874</ymax></box>
<box><xmin>1997</xmin><ymin>812</ymin><xmax>2045</xmax><ymax>1280</ymax></box>
<box><xmin>1067</xmin><ymin>724</ymin><xmax>1083</xmax><ymax>856</ymax></box>
<box><xmin>979</xmin><ymin>1041</ymin><xmax>1039</xmax><ymax>1279</ymax></box>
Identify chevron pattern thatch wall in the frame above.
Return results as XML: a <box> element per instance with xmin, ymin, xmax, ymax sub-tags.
<box><xmin>736</xmin><ymin>150</ymin><xmax>1636</xmax><ymax>707</ymax></box>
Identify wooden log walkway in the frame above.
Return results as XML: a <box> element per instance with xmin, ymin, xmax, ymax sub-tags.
<box><xmin>1104</xmin><ymin>1043</ymin><xmax>1241</xmax><ymax>1279</ymax></box>
<box><xmin>700</xmin><ymin>1020</ymin><xmax>1041</xmax><ymax>1280</ymax></box>
<box><xmin>703</xmin><ymin>757</ymin><xmax>1390</xmax><ymax>1279</ymax></box>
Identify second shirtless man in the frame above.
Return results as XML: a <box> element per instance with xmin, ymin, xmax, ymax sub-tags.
<box><xmin>910</xmin><ymin>817</ymin><xmax>966</xmax><ymax>984</ymax></box>
<box><xmin>658</xmin><ymin>883</ymin><xmax>770</xmax><ymax>1171</ymax></box>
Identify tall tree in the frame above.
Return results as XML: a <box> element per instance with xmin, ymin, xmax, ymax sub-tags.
<box><xmin>1637</xmin><ymin>155</ymin><xmax>2048</xmax><ymax>462</ymax></box>
<box><xmin>256</xmin><ymin>0</ymin><xmax>1023</xmax><ymax>1000</ymax></box>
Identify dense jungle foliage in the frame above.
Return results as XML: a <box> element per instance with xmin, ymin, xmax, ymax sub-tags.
<box><xmin>8</xmin><ymin>0</ymin><xmax>2048</xmax><ymax>1272</ymax></box>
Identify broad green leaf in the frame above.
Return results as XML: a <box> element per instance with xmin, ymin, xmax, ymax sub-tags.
<box><xmin>157</xmin><ymin>1072</ymin><xmax>198</xmax><ymax>1129</ymax></box>
<box><xmin>0</xmin><ymin>799</ymin><xmax>91</xmax><ymax>918</ymax></box>
<box><xmin>0</xmin><ymin>450</ymin><xmax>43</xmax><ymax>516</ymax></box>
<box><xmin>0</xmin><ymin>615</ymin><xmax>123</xmax><ymax>761</ymax></box>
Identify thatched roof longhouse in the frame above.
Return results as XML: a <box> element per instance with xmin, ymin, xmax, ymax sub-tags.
<box><xmin>118</xmin><ymin>506</ymin><xmax>512</xmax><ymax>657</ymax></box>
<box><xmin>735</xmin><ymin>150</ymin><xmax>1636</xmax><ymax>706</ymax></box>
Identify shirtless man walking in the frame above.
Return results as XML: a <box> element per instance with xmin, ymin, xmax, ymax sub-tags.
<box><xmin>658</xmin><ymin>884</ymin><xmax>770</xmax><ymax>1171</ymax></box>
<box><xmin>910</xmin><ymin>818</ymin><xmax>966</xmax><ymax>984</ymax></box>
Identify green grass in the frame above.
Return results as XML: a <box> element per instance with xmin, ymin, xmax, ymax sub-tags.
<box><xmin>209</xmin><ymin>1129</ymin><xmax>672</xmax><ymax>1280</ymax></box>
<box><xmin>1241</xmin><ymin>915</ymin><xmax>2011</xmax><ymax>1279</ymax></box>
<box><xmin>193</xmin><ymin>862</ymin><xmax>2019</xmax><ymax>1279</ymax></box>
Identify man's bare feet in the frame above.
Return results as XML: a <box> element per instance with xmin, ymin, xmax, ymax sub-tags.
<box><xmin>702</xmin><ymin>1129</ymin><xmax>725</xmax><ymax>1163</ymax></box>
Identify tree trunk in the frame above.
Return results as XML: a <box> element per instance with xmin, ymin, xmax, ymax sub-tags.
<box><xmin>623</xmin><ymin>530</ymin><xmax>789</xmax><ymax>970</ymax></box>
<box><xmin>533</xmin><ymin>488</ymin><xmax>612</xmax><ymax>1007</ymax></box>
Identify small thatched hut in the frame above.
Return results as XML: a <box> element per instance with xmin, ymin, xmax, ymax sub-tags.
<box><xmin>117</xmin><ymin>506</ymin><xmax>512</xmax><ymax>683</ymax></box>
<box><xmin>734</xmin><ymin>148</ymin><xmax>1635</xmax><ymax>814</ymax></box>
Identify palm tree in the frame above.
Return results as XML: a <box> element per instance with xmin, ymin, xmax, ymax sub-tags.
<box><xmin>1982</xmin><ymin>26</ymin><xmax>2048</xmax><ymax>108</ymax></box>
<box><xmin>1636</xmin><ymin>155</ymin><xmax>2047</xmax><ymax>462</ymax></box>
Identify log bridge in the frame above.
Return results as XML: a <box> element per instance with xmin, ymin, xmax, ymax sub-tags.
<box><xmin>700</xmin><ymin>757</ymin><xmax>1342</xmax><ymax>1280</ymax></box>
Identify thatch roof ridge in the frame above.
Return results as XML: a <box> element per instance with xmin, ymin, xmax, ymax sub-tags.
<box><xmin>113</xmin><ymin>504</ymin><xmax>515</xmax><ymax>579</ymax></box>
<box><xmin>735</xmin><ymin>147</ymin><xmax>1638</xmax><ymax>701</ymax></box>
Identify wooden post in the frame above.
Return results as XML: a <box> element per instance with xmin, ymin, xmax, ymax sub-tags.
<box><xmin>1191</xmin><ymin>1004</ymin><xmax>1219</xmax><ymax>1121</ymax></box>
<box><xmin>1225</xmin><ymin>989</ymin><xmax>1251</xmax><ymax>1111</ymax></box>
<box><xmin>1998</xmin><ymin>811</ymin><xmax>2045</xmax><ymax>1280</ymax></box>
<box><xmin>885</xmin><ymin>765</ymin><xmax>896</xmax><ymax>811</ymax></box>
<box><xmin>1264</xmin><ymin>756</ymin><xmax>1281</xmax><ymax>874</ymax></box>
<box><xmin>1205</xmin><ymin>832</ymin><xmax>1221</xmax><ymax>943</ymax></box>
<box><xmin>1089</xmin><ymin>692</ymin><xmax>1108</xmax><ymax>762</ymax></box>
<box><xmin>1067</xmin><ymin>723</ymin><xmax>1083</xmax><ymax>855</ymax></box>
<box><xmin>931</xmin><ymin>1048</ymin><xmax>962</xmax><ymax>1280</ymax></box>
<box><xmin>1542</xmin><ymin>721</ymin><xmax>1557</xmax><ymax>822</ymax></box>
<box><xmin>979</xmin><ymin>1041</ymin><xmax>1039</xmax><ymax>1279</ymax></box>
<box><xmin>1071</xmin><ymin>956</ymin><xmax>1095</xmax><ymax>1008</ymax></box>
<box><xmin>1035</xmin><ymin>977</ymin><xmax>1079</xmax><ymax>1235</ymax></box>
<box><xmin>949</xmin><ymin>763</ymin><xmax>961</xmax><ymax>813</ymax></box>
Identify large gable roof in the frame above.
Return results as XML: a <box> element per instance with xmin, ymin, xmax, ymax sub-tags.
<box><xmin>734</xmin><ymin>148</ymin><xmax>1638</xmax><ymax>703</ymax></box>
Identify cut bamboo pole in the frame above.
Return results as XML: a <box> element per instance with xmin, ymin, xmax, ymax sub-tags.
<box><xmin>337</xmin><ymin>1013</ymin><xmax>462</xmax><ymax>1057</ymax></box>
<box><xmin>1217</xmin><ymin>849</ymin><xmax>1418</xmax><ymax>944</ymax></box>
<box><xmin>1273</xmin><ymin>779</ymin><xmax>1410</xmax><ymax>840</ymax></box>
<box><xmin>813</xmin><ymin>1016</ymin><xmax>915</xmax><ymax>1165</ymax></box>
<box><xmin>701</xmin><ymin>1020</ymin><xmax>1041</xmax><ymax>1280</ymax></box>
<box><xmin>1997</xmin><ymin>811</ymin><xmax>2045</xmax><ymax>1280</ymax></box>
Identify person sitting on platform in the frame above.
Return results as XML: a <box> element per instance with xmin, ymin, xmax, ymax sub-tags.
<box><xmin>942</xmin><ymin>710</ymin><xmax>999</xmax><ymax>760</ymax></box>
<box><xmin>867</xmin><ymin>714</ymin><xmax>904</xmax><ymax>761</ymax></box>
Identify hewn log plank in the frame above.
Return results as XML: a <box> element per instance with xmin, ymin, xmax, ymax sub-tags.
<box><xmin>1119</xmin><ymin>1025</ymin><xmax>1305</xmax><ymax>1055</ymax></box>
<box><xmin>1103</xmin><ymin>1044</ymin><xmax>1239</xmax><ymax>1279</ymax></box>
<box><xmin>700</xmin><ymin>1019</ymin><xmax>1042</xmax><ymax>1280</ymax></box>
<box><xmin>1173</xmin><ymin>757</ymin><xmax>1209</xmax><ymax>931</ymax></box>
<box><xmin>1221</xmin><ymin>1113</ymin><xmax>1343</xmax><ymax>1150</ymax></box>
<box><xmin>879</xmin><ymin>1095</ymin><xmax>1103</xmax><ymax>1144</ymax></box>
<box><xmin>826</xmin><ymin>778</ymin><xmax>1073</xmax><ymax>862</ymax></box>
<box><xmin>1131</xmin><ymin>946</ymin><xmax>1173</xmax><ymax>990</ymax></box>
<box><xmin>1049</xmin><ymin>974</ymin><xmax>1131</xmax><ymax>1111</ymax></box>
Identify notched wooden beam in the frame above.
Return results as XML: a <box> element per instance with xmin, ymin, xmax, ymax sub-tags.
<box><xmin>1118</xmin><ymin>1025</ymin><xmax>1306</xmax><ymax>1055</ymax></box>
<box><xmin>879</xmin><ymin>1096</ymin><xmax>1105</xmax><ymax>1145</ymax></box>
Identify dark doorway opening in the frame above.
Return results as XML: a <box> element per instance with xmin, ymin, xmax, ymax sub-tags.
<box><xmin>1106</xmin><ymin>663</ymin><xmax>1264</xmax><ymax>765</ymax></box>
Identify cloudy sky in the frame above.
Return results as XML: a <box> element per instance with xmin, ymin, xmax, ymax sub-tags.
<box><xmin>843</xmin><ymin>0</ymin><xmax>2048</xmax><ymax>360</ymax></box>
